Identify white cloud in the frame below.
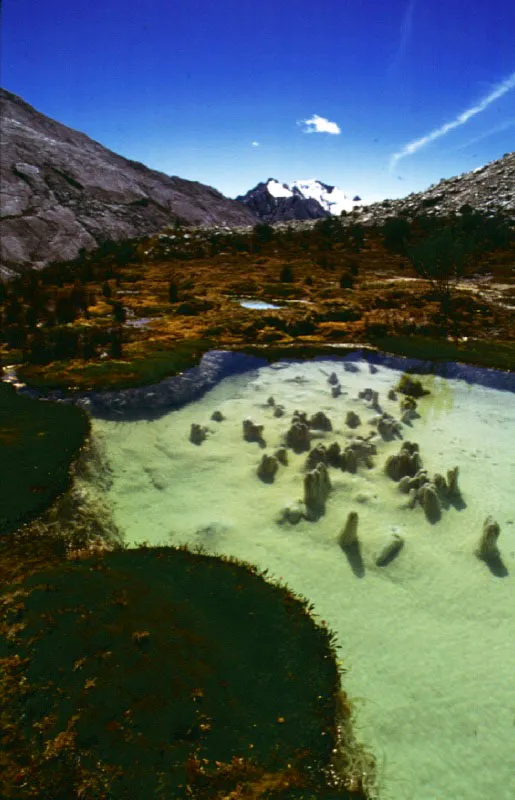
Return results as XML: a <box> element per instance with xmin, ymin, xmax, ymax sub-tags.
<box><xmin>390</xmin><ymin>70</ymin><xmax>515</xmax><ymax>170</ymax></box>
<box><xmin>251</xmin><ymin>141</ymin><xmax>260</xmax><ymax>147</ymax></box>
<box><xmin>299</xmin><ymin>114</ymin><xmax>341</xmax><ymax>134</ymax></box>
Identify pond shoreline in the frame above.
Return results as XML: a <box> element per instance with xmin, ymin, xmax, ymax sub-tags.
<box><xmin>4</xmin><ymin>344</ymin><xmax>515</xmax><ymax>421</ymax></box>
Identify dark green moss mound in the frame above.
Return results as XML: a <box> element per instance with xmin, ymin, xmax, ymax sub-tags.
<box><xmin>0</xmin><ymin>545</ymin><xmax>365</xmax><ymax>799</ymax></box>
<box><xmin>0</xmin><ymin>383</ymin><xmax>89</xmax><ymax>535</ymax></box>
<box><xmin>373</xmin><ymin>335</ymin><xmax>515</xmax><ymax>372</ymax></box>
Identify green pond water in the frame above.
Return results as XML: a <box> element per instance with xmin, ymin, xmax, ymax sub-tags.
<box><xmin>85</xmin><ymin>358</ymin><xmax>515</xmax><ymax>800</ymax></box>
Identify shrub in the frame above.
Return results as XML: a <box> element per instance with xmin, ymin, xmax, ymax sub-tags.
<box><xmin>383</xmin><ymin>217</ymin><xmax>411</xmax><ymax>253</ymax></box>
<box><xmin>280</xmin><ymin>265</ymin><xmax>294</xmax><ymax>282</ymax></box>
<box><xmin>339</xmin><ymin>271</ymin><xmax>355</xmax><ymax>289</ymax></box>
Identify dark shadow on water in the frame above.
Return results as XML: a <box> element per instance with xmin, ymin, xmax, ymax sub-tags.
<box><xmin>340</xmin><ymin>541</ymin><xmax>365</xmax><ymax>578</ymax></box>
<box><xmin>477</xmin><ymin>552</ymin><xmax>509</xmax><ymax>578</ymax></box>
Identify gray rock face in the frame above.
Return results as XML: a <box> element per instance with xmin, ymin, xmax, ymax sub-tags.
<box><xmin>0</xmin><ymin>89</ymin><xmax>257</xmax><ymax>273</ymax></box>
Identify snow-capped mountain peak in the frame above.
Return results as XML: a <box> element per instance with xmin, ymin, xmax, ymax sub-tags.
<box><xmin>290</xmin><ymin>179</ymin><xmax>363</xmax><ymax>215</ymax></box>
<box><xmin>266</xmin><ymin>179</ymin><xmax>294</xmax><ymax>199</ymax></box>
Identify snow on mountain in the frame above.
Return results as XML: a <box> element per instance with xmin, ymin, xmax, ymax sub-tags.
<box><xmin>290</xmin><ymin>179</ymin><xmax>363</xmax><ymax>215</ymax></box>
<box><xmin>266</xmin><ymin>179</ymin><xmax>294</xmax><ymax>199</ymax></box>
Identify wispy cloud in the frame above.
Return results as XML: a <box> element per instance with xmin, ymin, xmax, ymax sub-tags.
<box><xmin>251</xmin><ymin>141</ymin><xmax>260</xmax><ymax>147</ymax></box>
<box><xmin>450</xmin><ymin>119</ymin><xmax>515</xmax><ymax>151</ymax></box>
<box><xmin>299</xmin><ymin>114</ymin><xmax>341</xmax><ymax>134</ymax></box>
<box><xmin>390</xmin><ymin>0</ymin><xmax>418</xmax><ymax>71</ymax></box>
<box><xmin>390</xmin><ymin>70</ymin><xmax>515</xmax><ymax>170</ymax></box>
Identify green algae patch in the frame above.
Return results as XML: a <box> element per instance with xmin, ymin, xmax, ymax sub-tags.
<box><xmin>0</xmin><ymin>544</ymin><xmax>373</xmax><ymax>799</ymax></box>
<box><xmin>372</xmin><ymin>335</ymin><xmax>515</xmax><ymax>372</ymax></box>
<box><xmin>0</xmin><ymin>383</ymin><xmax>89</xmax><ymax>536</ymax></box>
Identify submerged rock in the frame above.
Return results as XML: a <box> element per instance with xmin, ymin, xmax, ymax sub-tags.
<box><xmin>375</xmin><ymin>533</ymin><xmax>404</xmax><ymax>566</ymax></box>
<box><xmin>277</xmin><ymin>502</ymin><xmax>306</xmax><ymax>525</ymax></box>
<box><xmin>190</xmin><ymin>423</ymin><xmax>207</xmax><ymax>445</ymax></box>
<box><xmin>396</xmin><ymin>374</ymin><xmax>430</xmax><ymax>398</ymax></box>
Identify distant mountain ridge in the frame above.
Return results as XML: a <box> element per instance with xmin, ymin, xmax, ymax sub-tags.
<box><xmin>0</xmin><ymin>88</ymin><xmax>257</xmax><ymax>274</ymax></box>
<box><xmin>236</xmin><ymin>178</ymin><xmax>363</xmax><ymax>223</ymax></box>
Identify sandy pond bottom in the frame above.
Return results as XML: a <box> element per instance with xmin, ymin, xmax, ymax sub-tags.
<box><xmin>87</xmin><ymin>359</ymin><xmax>515</xmax><ymax>800</ymax></box>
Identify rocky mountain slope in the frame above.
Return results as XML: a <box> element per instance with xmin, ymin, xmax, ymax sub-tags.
<box><xmin>358</xmin><ymin>151</ymin><xmax>514</xmax><ymax>225</ymax></box>
<box><xmin>0</xmin><ymin>89</ymin><xmax>257</xmax><ymax>274</ymax></box>
<box><xmin>236</xmin><ymin>178</ymin><xmax>363</xmax><ymax>222</ymax></box>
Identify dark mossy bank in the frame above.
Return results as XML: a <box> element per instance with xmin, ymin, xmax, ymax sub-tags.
<box><xmin>0</xmin><ymin>542</ymin><xmax>375</xmax><ymax>799</ymax></box>
<box><xmin>0</xmin><ymin>382</ymin><xmax>89</xmax><ymax>536</ymax></box>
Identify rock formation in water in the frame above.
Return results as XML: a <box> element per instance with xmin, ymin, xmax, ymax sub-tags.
<box><xmin>375</xmin><ymin>533</ymin><xmax>404</xmax><ymax>566</ymax></box>
<box><xmin>418</xmin><ymin>483</ymin><xmax>441</xmax><ymax>523</ymax></box>
<box><xmin>243</xmin><ymin>417</ymin><xmax>264</xmax><ymax>443</ymax></box>
<box><xmin>476</xmin><ymin>516</ymin><xmax>501</xmax><ymax>560</ymax></box>
<box><xmin>395</xmin><ymin>374</ymin><xmax>430</xmax><ymax>398</ymax></box>
<box><xmin>274</xmin><ymin>405</ymin><xmax>285</xmax><ymax>418</ymax></box>
<box><xmin>275</xmin><ymin>447</ymin><xmax>288</xmax><ymax>465</ymax></box>
<box><xmin>277</xmin><ymin>502</ymin><xmax>306</xmax><ymax>525</ymax></box>
<box><xmin>285</xmin><ymin>412</ymin><xmax>311</xmax><ymax>453</ymax></box>
<box><xmin>338</xmin><ymin>511</ymin><xmax>359</xmax><ymax>549</ymax></box>
<box><xmin>341</xmin><ymin>438</ymin><xmax>377</xmax><ymax>472</ymax></box>
<box><xmin>385</xmin><ymin>441</ymin><xmax>422</xmax><ymax>481</ymax></box>
<box><xmin>359</xmin><ymin>388</ymin><xmax>380</xmax><ymax>409</ymax></box>
<box><xmin>305</xmin><ymin>443</ymin><xmax>328</xmax><ymax>471</ymax></box>
<box><xmin>211</xmin><ymin>410</ymin><xmax>225</xmax><ymax>422</ymax></box>
<box><xmin>304</xmin><ymin>463</ymin><xmax>331</xmax><ymax>519</ymax></box>
<box><xmin>331</xmin><ymin>384</ymin><xmax>342</xmax><ymax>398</ymax></box>
<box><xmin>446</xmin><ymin>466</ymin><xmax>461</xmax><ymax>498</ymax></box>
<box><xmin>345</xmin><ymin>411</ymin><xmax>361</xmax><ymax>429</ymax></box>
<box><xmin>257</xmin><ymin>454</ymin><xmax>279</xmax><ymax>483</ymax></box>
<box><xmin>327</xmin><ymin>441</ymin><xmax>342</xmax><ymax>467</ymax></box>
<box><xmin>374</xmin><ymin>412</ymin><xmax>403</xmax><ymax>441</ymax></box>
<box><xmin>309</xmin><ymin>411</ymin><xmax>332</xmax><ymax>431</ymax></box>
<box><xmin>328</xmin><ymin>372</ymin><xmax>339</xmax><ymax>385</ymax></box>
<box><xmin>190</xmin><ymin>423</ymin><xmax>207</xmax><ymax>445</ymax></box>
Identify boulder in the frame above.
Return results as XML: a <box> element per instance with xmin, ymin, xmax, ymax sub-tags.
<box><xmin>328</xmin><ymin>372</ymin><xmax>339</xmax><ymax>385</ymax></box>
<box><xmin>211</xmin><ymin>410</ymin><xmax>225</xmax><ymax>422</ymax></box>
<box><xmin>331</xmin><ymin>384</ymin><xmax>342</xmax><ymax>398</ymax></box>
<box><xmin>273</xmin><ymin>405</ymin><xmax>285</xmax><ymax>418</ymax></box>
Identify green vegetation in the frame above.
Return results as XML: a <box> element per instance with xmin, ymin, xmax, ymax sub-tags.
<box><xmin>17</xmin><ymin>338</ymin><xmax>215</xmax><ymax>392</ymax></box>
<box><xmin>0</xmin><ymin>543</ymin><xmax>374</xmax><ymax>799</ymax></box>
<box><xmin>373</xmin><ymin>336</ymin><xmax>515</xmax><ymax>372</ymax></box>
<box><xmin>0</xmin><ymin>382</ymin><xmax>89</xmax><ymax>535</ymax></box>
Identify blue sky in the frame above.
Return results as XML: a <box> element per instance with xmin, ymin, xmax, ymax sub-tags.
<box><xmin>2</xmin><ymin>0</ymin><xmax>514</xmax><ymax>204</ymax></box>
